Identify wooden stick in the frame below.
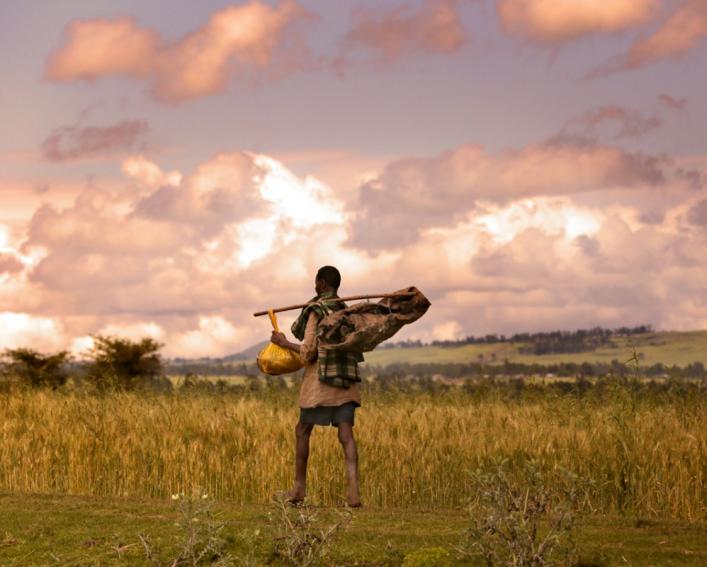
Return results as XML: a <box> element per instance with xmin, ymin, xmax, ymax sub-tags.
<box><xmin>252</xmin><ymin>291</ymin><xmax>416</xmax><ymax>317</ymax></box>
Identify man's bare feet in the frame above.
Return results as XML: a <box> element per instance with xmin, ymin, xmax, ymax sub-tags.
<box><xmin>273</xmin><ymin>489</ymin><xmax>305</xmax><ymax>505</ymax></box>
<box><xmin>346</xmin><ymin>488</ymin><xmax>362</xmax><ymax>508</ymax></box>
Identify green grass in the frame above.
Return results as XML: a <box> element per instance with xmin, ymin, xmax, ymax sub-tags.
<box><xmin>361</xmin><ymin>330</ymin><xmax>707</xmax><ymax>367</ymax></box>
<box><xmin>0</xmin><ymin>494</ymin><xmax>705</xmax><ymax>566</ymax></box>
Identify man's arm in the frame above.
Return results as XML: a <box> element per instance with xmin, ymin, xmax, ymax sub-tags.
<box><xmin>271</xmin><ymin>312</ymin><xmax>319</xmax><ymax>363</ymax></box>
<box><xmin>271</xmin><ymin>331</ymin><xmax>301</xmax><ymax>354</ymax></box>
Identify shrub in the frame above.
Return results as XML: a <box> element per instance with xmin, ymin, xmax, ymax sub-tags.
<box><xmin>139</xmin><ymin>491</ymin><xmax>234</xmax><ymax>566</ymax></box>
<box><xmin>86</xmin><ymin>335</ymin><xmax>163</xmax><ymax>390</ymax></box>
<box><xmin>1</xmin><ymin>348</ymin><xmax>71</xmax><ymax>389</ymax></box>
<box><xmin>269</xmin><ymin>495</ymin><xmax>352</xmax><ymax>566</ymax></box>
<box><xmin>461</xmin><ymin>460</ymin><xmax>579</xmax><ymax>567</ymax></box>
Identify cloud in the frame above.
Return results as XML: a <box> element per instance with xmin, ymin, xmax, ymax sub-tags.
<box><xmin>271</xmin><ymin>149</ymin><xmax>394</xmax><ymax>204</ymax></box>
<box><xmin>16</xmin><ymin>150</ymin><xmax>357</xmax><ymax>356</ymax></box>
<box><xmin>131</xmin><ymin>152</ymin><xmax>265</xmax><ymax>235</ymax></box>
<box><xmin>338</xmin><ymin>0</ymin><xmax>467</xmax><ymax>66</ymax></box>
<box><xmin>687</xmin><ymin>199</ymin><xmax>707</xmax><ymax>226</ymax></box>
<box><xmin>29</xmin><ymin>204</ymin><xmax>189</xmax><ymax>260</ymax></box>
<box><xmin>431</xmin><ymin>320</ymin><xmax>463</xmax><ymax>341</ymax></box>
<box><xmin>625</xmin><ymin>0</ymin><xmax>707</xmax><ymax>68</ymax></box>
<box><xmin>496</xmin><ymin>0</ymin><xmax>658</xmax><ymax>43</ymax></box>
<box><xmin>44</xmin><ymin>17</ymin><xmax>159</xmax><ymax>81</ymax></box>
<box><xmin>45</xmin><ymin>1</ymin><xmax>310</xmax><ymax>102</ymax></box>
<box><xmin>129</xmin><ymin>151</ymin><xmax>344</xmax><ymax>246</ymax></box>
<box><xmin>0</xmin><ymin>253</ymin><xmax>23</xmax><ymax>274</ymax></box>
<box><xmin>659</xmin><ymin>94</ymin><xmax>688</xmax><ymax>110</ymax></box>
<box><xmin>122</xmin><ymin>156</ymin><xmax>182</xmax><ymax>190</ymax></box>
<box><xmin>41</xmin><ymin>120</ymin><xmax>148</xmax><ymax>162</ymax></box>
<box><xmin>171</xmin><ymin>316</ymin><xmax>246</xmax><ymax>358</ymax></box>
<box><xmin>590</xmin><ymin>1</ymin><xmax>707</xmax><ymax>76</ymax></box>
<box><xmin>97</xmin><ymin>322</ymin><xmax>166</xmax><ymax>342</ymax></box>
<box><xmin>0</xmin><ymin>312</ymin><xmax>65</xmax><ymax>351</ymax></box>
<box><xmin>561</xmin><ymin>105</ymin><xmax>661</xmax><ymax>140</ymax></box>
<box><xmin>5</xmin><ymin>144</ymin><xmax>707</xmax><ymax>356</ymax></box>
<box><xmin>347</xmin><ymin>138</ymin><xmax>669</xmax><ymax>251</ymax></box>
<box><xmin>388</xmin><ymin>198</ymin><xmax>707</xmax><ymax>336</ymax></box>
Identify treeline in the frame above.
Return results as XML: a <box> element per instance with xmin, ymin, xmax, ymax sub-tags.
<box><xmin>4</xmin><ymin>334</ymin><xmax>705</xmax><ymax>394</ymax></box>
<box><xmin>381</xmin><ymin>325</ymin><xmax>653</xmax><ymax>354</ymax></box>
<box><xmin>0</xmin><ymin>335</ymin><xmax>166</xmax><ymax>391</ymax></box>
<box><xmin>368</xmin><ymin>359</ymin><xmax>707</xmax><ymax>380</ymax></box>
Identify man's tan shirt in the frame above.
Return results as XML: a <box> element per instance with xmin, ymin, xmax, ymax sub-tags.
<box><xmin>298</xmin><ymin>311</ymin><xmax>361</xmax><ymax>409</ymax></box>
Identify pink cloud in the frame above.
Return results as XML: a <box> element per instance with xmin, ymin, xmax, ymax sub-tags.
<box><xmin>5</xmin><ymin>147</ymin><xmax>707</xmax><ymax>356</ymax></box>
<box><xmin>45</xmin><ymin>0</ymin><xmax>310</xmax><ymax>102</ymax></box>
<box><xmin>496</xmin><ymin>0</ymin><xmax>658</xmax><ymax>43</ymax></box>
<box><xmin>659</xmin><ymin>93</ymin><xmax>688</xmax><ymax>110</ymax></box>
<box><xmin>561</xmin><ymin>105</ymin><xmax>661</xmax><ymax>140</ymax></box>
<box><xmin>589</xmin><ymin>1</ymin><xmax>707</xmax><ymax>76</ymax></box>
<box><xmin>378</xmin><ymin>196</ymin><xmax>707</xmax><ymax>337</ymax></box>
<box><xmin>122</xmin><ymin>156</ymin><xmax>182</xmax><ymax>190</ymax></box>
<box><xmin>347</xmin><ymin>138</ymin><xmax>670</xmax><ymax>250</ymax></box>
<box><xmin>339</xmin><ymin>0</ymin><xmax>467</xmax><ymax>65</ymax></box>
<box><xmin>626</xmin><ymin>0</ymin><xmax>707</xmax><ymax>68</ymax></box>
<box><xmin>41</xmin><ymin>120</ymin><xmax>148</xmax><ymax>162</ymax></box>
<box><xmin>687</xmin><ymin>199</ymin><xmax>707</xmax><ymax>226</ymax></box>
<box><xmin>0</xmin><ymin>254</ymin><xmax>23</xmax><ymax>274</ymax></box>
<box><xmin>29</xmin><ymin>205</ymin><xmax>190</xmax><ymax>260</ymax></box>
<box><xmin>11</xmin><ymin>152</ymin><xmax>365</xmax><ymax>356</ymax></box>
<box><xmin>45</xmin><ymin>17</ymin><xmax>159</xmax><ymax>81</ymax></box>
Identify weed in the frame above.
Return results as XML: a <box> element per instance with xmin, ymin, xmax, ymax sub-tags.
<box><xmin>460</xmin><ymin>460</ymin><xmax>579</xmax><ymax>567</ymax></box>
<box><xmin>139</xmin><ymin>491</ymin><xmax>234</xmax><ymax>566</ymax></box>
<box><xmin>269</xmin><ymin>495</ymin><xmax>353</xmax><ymax>566</ymax></box>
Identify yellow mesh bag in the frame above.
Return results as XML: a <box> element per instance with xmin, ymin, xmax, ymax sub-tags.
<box><xmin>257</xmin><ymin>310</ymin><xmax>304</xmax><ymax>376</ymax></box>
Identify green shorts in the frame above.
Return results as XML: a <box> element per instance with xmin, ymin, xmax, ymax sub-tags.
<box><xmin>299</xmin><ymin>402</ymin><xmax>358</xmax><ymax>426</ymax></box>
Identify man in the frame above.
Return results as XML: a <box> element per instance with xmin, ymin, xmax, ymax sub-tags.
<box><xmin>271</xmin><ymin>265</ymin><xmax>362</xmax><ymax>507</ymax></box>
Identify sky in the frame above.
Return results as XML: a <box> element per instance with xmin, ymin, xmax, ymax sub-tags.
<box><xmin>1</xmin><ymin>0</ymin><xmax>706</xmax><ymax>358</ymax></box>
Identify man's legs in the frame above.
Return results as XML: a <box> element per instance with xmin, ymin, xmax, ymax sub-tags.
<box><xmin>337</xmin><ymin>422</ymin><xmax>361</xmax><ymax>507</ymax></box>
<box><xmin>286</xmin><ymin>421</ymin><xmax>313</xmax><ymax>502</ymax></box>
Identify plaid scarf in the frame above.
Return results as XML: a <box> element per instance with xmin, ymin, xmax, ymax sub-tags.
<box><xmin>291</xmin><ymin>291</ymin><xmax>363</xmax><ymax>389</ymax></box>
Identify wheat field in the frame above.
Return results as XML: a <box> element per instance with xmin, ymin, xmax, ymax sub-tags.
<box><xmin>0</xmin><ymin>382</ymin><xmax>704</xmax><ymax>520</ymax></box>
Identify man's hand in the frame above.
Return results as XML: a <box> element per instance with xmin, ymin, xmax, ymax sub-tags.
<box><xmin>271</xmin><ymin>331</ymin><xmax>288</xmax><ymax>348</ymax></box>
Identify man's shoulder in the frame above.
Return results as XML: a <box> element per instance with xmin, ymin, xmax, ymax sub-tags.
<box><xmin>306</xmin><ymin>309</ymin><xmax>322</xmax><ymax>324</ymax></box>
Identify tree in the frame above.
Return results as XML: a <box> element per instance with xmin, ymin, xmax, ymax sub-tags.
<box><xmin>87</xmin><ymin>335</ymin><xmax>164</xmax><ymax>390</ymax></box>
<box><xmin>1</xmin><ymin>348</ymin><xmax>71</xmax><ymax>389</ymax></box>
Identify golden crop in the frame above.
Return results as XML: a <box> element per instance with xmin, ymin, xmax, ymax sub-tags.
<box><xmin>0</xmin><ymin>384</ymin><xmax>704</xmax><ymax>520</ymax></box>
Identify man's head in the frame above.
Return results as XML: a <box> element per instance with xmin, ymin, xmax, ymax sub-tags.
<box><xmin>315</xmin><ymin>265</ymin><xmax>341</xmax><ymax>295</ymax></box>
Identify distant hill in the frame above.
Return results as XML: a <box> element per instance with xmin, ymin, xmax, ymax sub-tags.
<box><xmin>221</xmin><ymin>340</ymin><xmax>268</xmax><ymax>362</ymax></box>
<box><xmin>363</xmin><ymin>329</ymin><xmax>707</xmax><ymax>368</ymax></box>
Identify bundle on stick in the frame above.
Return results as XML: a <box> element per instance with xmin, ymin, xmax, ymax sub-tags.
<box><xmin>255</xmin><ymin>287</ymin><xmax>431</xmax><ymax>376</ymax></box>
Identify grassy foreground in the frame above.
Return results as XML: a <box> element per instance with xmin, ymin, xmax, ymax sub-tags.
<box><xmin>0</xmin><ymin>494</ymin><xmax>705</xmax><ymax>566</ymax></box>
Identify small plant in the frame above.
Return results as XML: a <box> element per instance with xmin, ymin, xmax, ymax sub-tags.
<box><xmin>139</xmin><ymin>491</ymin><xmax>234</xmax><ymax>566</ymax></box>
<box><xmin>460</xmin><ymin>459</ymin><xmax>579</xmax><ymax>567</ymax></box>
<box><xmin>269</xmin><ymin>495</ymin><xmax>352</xmax><ymax>566</ymax></box>
<box><xmin>1</xmin><ymin>347</ymin><xmax>71</xmax><ymax>389</ymax></box>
